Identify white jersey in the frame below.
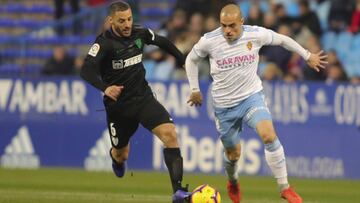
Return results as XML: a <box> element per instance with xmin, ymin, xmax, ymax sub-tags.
<box><xmin>193</xmin><ymin>25</ymin><xmax>273</xmax><ymax>108</ymax></box>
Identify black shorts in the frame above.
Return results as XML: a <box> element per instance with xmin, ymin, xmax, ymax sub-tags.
<box><xmin>105</xmin><ymin>94</ymin><xmax>173</xmax><ymax>149</ymax></box>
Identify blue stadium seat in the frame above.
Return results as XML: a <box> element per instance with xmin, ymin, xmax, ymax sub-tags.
<box><xmin>314</xmin><ymin>1</ymin><xmax>331</xmax><ymax>31</ymax></box>
<box><xmin>0</xmin><ymin>18</ymin><xmax>50</xmax><ymax>28</ymax></box>
<box><xmin>30</xmin><ymin>5</ymin><xmax>54</xmax><ymax>14</ymax></box>
<box><xmin>286</xmin><ymin>2</ymin><xmax>299</xmax><ymax>17</ymax></box>
<box><xmin>343</xmin><ymin>50</ymin><xmax>360</xmax><ymax>77</ymax></box>
<box><xmin>4</xmin><ymin>4</ymin><xmax>24</xmax><ymax>13</ymax></box>
<box><xmin>321</xmin><ymin>31</ymin><xmax>337</xmax><ymax>51</ymax></box>
<box><xmin>0</xmin><ymin>35</ymin><xmax>11</xmax><ymax>43</ymax></box>
<box><xmin>0</xmin><ymin>64</ymin><xmax>22</xmax><ymax>76</ymax></box>
<box><xmin>143</xmin><ymin>21</ymin><xmax>161</xmax><ymax>30</ymax></box>
<box><xmin>0</xmin><ymin>4</ymin><xmax>70</xmax><ymax>14</ymax></box>
<box><xmin>0</xmin><ymin>19</ymin><xmax>13</xmax><ymax>27</ymax></box>
<box><xmin>140</xmin><ymin>8</ymin><xmax>172</xmax><ymax>17</ymax></box>
<box><xmin>0</xmin><ymin>49</ymin><xmax>78</xmax><ymax>59</ymax></box>
<box><xmin>259</xmin><ymin>1</ymin><xmax>269</xmax><ymax>13</ymax></box>
<box><xmin>23</xmin><ymin>35</ymin><xmax>96</xmax><ymax>45</ymax></box>
<box><xmin>351</xmin><ymin>34</ymin><xmax>360</xmax><ymax>49</ymax></box>
<box><xmin>25</xmin><ymin>64</ymin><xmax>42</xmax><ymax>74</ymax></box>
<box><xmin>239</xmin><ymin>1</ymin><xmax>251</xmax><ymax>18</ymax></box>
<box><xmin>335</xmin><ymin>31</ymin><xmax>353</xmax><ymax>59</ymax></box>
<box><xmin>0</xmin><ymin>63</ymin><xmax>42</xmax><ymax>75</ymax></box>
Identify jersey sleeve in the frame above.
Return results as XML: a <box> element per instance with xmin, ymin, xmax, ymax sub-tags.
<box><xmin>80</xmin><ymin>37</ymin><xmax>109</xmax><ymax>92</ymax></box>
<box><xmin>142</xmin><ymin>28</ymin><xmax>185</xmax><ymax>66</ymax></box>
<box><xmin>85</xmin><ymin>37</ymin><xmax>108</xmax><ymax>64</ymax></box>
<box><xmin>142</xmin><ymin>28</ymin><xmax>157</xmax><ymax>44</ymax></box>
<box><xmin>256</xmin><ymin>26</ymin><xmax>273</xmax><ymax>46</ymax></box>
<box><xmin>192</xmin><ymin>36</ymin><xmax>210</xmax><ymax>58</ymax></box>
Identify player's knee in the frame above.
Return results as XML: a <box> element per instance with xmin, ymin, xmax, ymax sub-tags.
<box><xmin>260</xmin><ymin>131</ymin><xmax>277</xmax><ymax>144</ymax></box>
<box><xmin>256</xmin><ymin>121</ymin><xmax>277</xmax><ymax>144</ymax></box>
<box><xmin>159</xmin><ymin>126</ymin><xmax>178</xmax><ymax>147</ymax></box>
<box><xmin>226</xmin><ymin>150</ymin><xmax>241</xmax><ymax>161</ymax></box>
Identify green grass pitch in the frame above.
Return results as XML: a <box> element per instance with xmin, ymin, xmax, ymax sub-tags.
<box><xmin>0</xmin><ymin>168</ymin><xmax>359</xmax><ymax>203</ymax></box>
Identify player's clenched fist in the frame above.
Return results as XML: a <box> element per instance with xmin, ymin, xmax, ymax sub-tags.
<box><xmin>187</xmin><ymin>91</ymin><xmax>203</xmax><ymax>106</ymax></box>
<box><xmin>105</xmin><ymin>85</ymin><xmax>124</xmax><ymax>101</ymax></box>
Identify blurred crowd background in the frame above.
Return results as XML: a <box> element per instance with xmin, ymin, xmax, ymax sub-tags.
<box><xmin>0</xmin><ymin>0</ymin><xmax>360</xmax><ymax>84</ymax></box>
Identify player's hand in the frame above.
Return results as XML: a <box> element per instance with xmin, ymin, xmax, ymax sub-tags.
<box><xmin>187</xmin><ymin>91</ymin><xmax>203</xmax><ymax>106</ymax></box>
<box><xmin>307</xmin><ymin>50</ymin><xmax>328</xmax><ymax>72</ymax></box>
<box><xmin>104</xmin><ymin>85</ymin><xmax>124</xmax><ymax>101</ymax></box>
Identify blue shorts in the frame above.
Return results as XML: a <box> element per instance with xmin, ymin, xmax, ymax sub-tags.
<box><xmin>214</xmin><ymin>91</ymin><xmax>272</xmax><ymax>148</ymax></box>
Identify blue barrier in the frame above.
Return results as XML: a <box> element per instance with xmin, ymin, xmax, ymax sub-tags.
<box><xmin>0</xmin><ymin>77</ymin><xmax>359</xmax><ymax>179</ymax></box>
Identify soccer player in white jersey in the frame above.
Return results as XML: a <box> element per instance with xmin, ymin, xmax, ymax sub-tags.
<box><xmin>185</xmin><ymin>4</ymin><xmax>327</xmax><ymax>203</ymax></box>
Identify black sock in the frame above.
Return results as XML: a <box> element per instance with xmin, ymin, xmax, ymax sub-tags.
<box><xmin>163</xmin><ymin>148</ymin><xmax>184</xmax><ymax>193</ymax></box>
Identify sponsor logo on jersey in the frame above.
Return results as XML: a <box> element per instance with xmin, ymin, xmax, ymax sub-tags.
<box><xmin>216</xmin><ymin>54</ymin><xmax>256</xmax><ymax>69</ymax></box>
<box><xmin>112</xmin><ymin>60</ymin><xmax>124</xmax><ymax>69</ymax></box>
<box><xmin>112</xmin><ymin>54</ymin><xmax>143</xmax><ymax>70</ymax></box>
<box><xmin>0</xmin><ymin>126</ymin><xmax>40</xmax><ymax>169</ymax></box>
<box><xmin>88</xmin><ymin>43</ymin><xmax>100</xmax><ymax>57</ymax></box>
<box><xmin>84</xmin><ymin>129</ymin><xmax>112</xmax><ymax>171</ymax></box>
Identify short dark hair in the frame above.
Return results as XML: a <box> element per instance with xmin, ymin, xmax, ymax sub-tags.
<box><xmin>108</xmin><ymin>1</ymin><xmax>130</xmax><ymax>16</ymax></box>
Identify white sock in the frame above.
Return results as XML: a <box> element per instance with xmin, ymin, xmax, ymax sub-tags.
<box><xmin>223</xmin><ymin>152</ymin><xmax>239</xmax><ymax>184</ymax></box>
<box><xmin>265</xmin><ymin>145</ymin><xmax>289</xmax><ymax>190</ymax></box>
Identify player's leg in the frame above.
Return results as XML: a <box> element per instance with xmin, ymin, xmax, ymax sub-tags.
<box><xmin>256</xmin><ymin>120</ymin><xmax>288</xmax><ymax>189</ymax></box>
<box><xmin>152</xmin><ymin>124</ymin><xmax>186</xmax><ymax>191</ymax></box>
<box><xmin>256</xmin><ymin>120</ymin><xmax>302</xmax><ymax>203</ymax></box>
<box><xmin>106</xmin><ymin>109</ymin><xmax>139</xmax><ymax>178</ymax></box>
<box><xmin>214</xmin><ymin>106</ymin><xmax>243</xmax><ymax>203</ymax></box>
<box><xmin>224</xmin><ymin>145</ymin><xmax>242</xmax><ymax>203</ymax></box>
<box><xmin>110</xmin><ymin>144</ymin><xmax>129</xmax><ymax>177</ymax></box>
<box><xmin>138</xmin><ymin>96</ymin><xmax>189</xmax><ymax>202</ymax></box>
<box><xmin>224</xmin><ymin>144</ymin><xmax>241</xmax><ymax>185</ymax></box>
<box><xmin>244</xmin><ymin>91</ymin><xmax>302</xmax><ymax>203</ymax></box>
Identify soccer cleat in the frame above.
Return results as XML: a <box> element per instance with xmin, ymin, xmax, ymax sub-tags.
<box><xmin>227</xmin><ymin>181</ymin><xmax>242</xmax><ymax>203</ymax></box>
<box><xmin>111</xmin><ymin>160</ymin><xmax>126</xmax><ymax>177</ymax></box>
<box><xmin>281</xmin><ymin>187</ymin><xmax>302</xmax><ymax>203</ymax></box>
<box><xmin>172</xmin><ymin>185</ymin><xmax>191</xmax><ymax>203</ymax></box>
<box><xmin>109</xmin><ymin>149</ymin><xmax>126</xmax><ymax>178</ymax></box>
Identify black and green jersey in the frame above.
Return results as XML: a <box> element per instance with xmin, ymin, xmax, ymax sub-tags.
<box><xmin>81</xmin><ymin>25</ymin><xmax>185</xmax><ymax>104</ymax></box>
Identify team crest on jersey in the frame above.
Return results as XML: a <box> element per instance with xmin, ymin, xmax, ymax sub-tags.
<box><xmin>135</xmin><ymin>38</ymin><xmax>143</xmax><ymax>49</ymax></box>
<box><xmin>247</xmin><ymin>42</ymin><xmax>252</xmax><ymax>51</ymax></box>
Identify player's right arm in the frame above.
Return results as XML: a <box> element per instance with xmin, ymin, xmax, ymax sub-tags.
<box><xmin>80</xmin><ymin>37</ymin><xmax>123</xmax><ymax>101</ymax></box>
<box><xmin>185</xmin><ymin>36</ymin><xmax>209</xmax><ymax>106</ymax></box>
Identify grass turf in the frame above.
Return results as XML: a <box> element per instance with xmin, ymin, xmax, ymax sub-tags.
<box><xmin>0</xmin><ymin>168</ymin><xmax>359</xmax><ymax>203</ymax></box>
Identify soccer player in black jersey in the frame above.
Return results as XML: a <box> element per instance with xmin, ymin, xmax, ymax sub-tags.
<box><xmin>80</xmin><ymin>1</ymin><xmax>190</xmax><ymax>202</ymax></box>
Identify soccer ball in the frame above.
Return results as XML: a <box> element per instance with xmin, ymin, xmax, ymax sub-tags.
<box><xmin>191</xmin><ymin>184</ymin><xmax>221</xmax><ymax>203</ymax></box>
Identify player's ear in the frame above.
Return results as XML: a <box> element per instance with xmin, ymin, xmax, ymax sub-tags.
<box><xmin>108</xmin><ymin>16</ymin><xmax>113</xmax><ymax>24</ymax></box>
<box><xmin>239</xmin><ymin>17</ymin><xmax>244</xmax><ymax>25</ymax></box>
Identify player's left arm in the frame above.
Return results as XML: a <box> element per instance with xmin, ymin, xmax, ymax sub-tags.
<box><xmin>269</xmin><ymin>31</ymin><xmax>328</xmax><ymax>72</ymax></box>
<box><xmin>144</xmin><ymin>28</ymin><xmax>185</xmax><ymax>67</ymax></box>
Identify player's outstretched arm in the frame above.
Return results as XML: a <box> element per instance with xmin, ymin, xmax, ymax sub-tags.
<box><xmin>185</xmin><ymin>49</ymin><xmax>202</xmax><ymax>106</ymax></box>
<box><xmin>270</xmin><ymin>31</ymin><xmax>328</xmax><ymax>72</ymax></box>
